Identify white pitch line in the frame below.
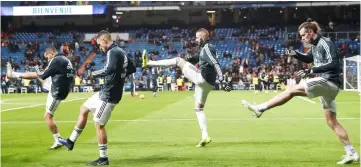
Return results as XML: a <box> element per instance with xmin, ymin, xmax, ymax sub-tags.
<box><xmin>2</xmin><ymin>102</ymin><xmax>42</xmax><ymax>105</ymax></box>
<box><xmin>1</xmin><ymin>97</ymin><xmax>87</xmax><ymax>112</ymax></box>
<box><xmin>1</xmin><ymin>118</ymin><xmax>359</xmax><ymax>124</ymax></box>
<box><xmin>297</xmin><ymin>96</ymin><xmax>317</xmax><ymax>104</ymax></box>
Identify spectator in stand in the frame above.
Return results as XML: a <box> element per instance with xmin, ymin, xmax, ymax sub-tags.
<box><xmin>25</xmin><ymin>47</ymin><xmax>34</xmax><ymax>60</ymax></box>
<box><xmin>176</xmin><ymin>77</ymin><xmax>183</xmax><ymax>91</ymax></box>
<box><xmin>34</xmin><ymin>42</ymin><xmax>40</xmax><ymax>52</ymax></box>
<box><xmin>1</xmin><ymin>73</ymin><xmax>8</xmax><ymax>93</ymax></box>
<box><xmin>90</xmin><ymin>37</ymin><xmax>96</xmax><ymax>50</ymax></box>
<box><xmin>75</xmin><ymin>41</ymin><xmax>79</xmax><ymax>51</ymax></box>
<box><xmin>119</xmin><ymin>39</ymin><xmax>125</xmax><ymax>48</ymax></box>
<box><xmin>63</xmin><ymin>42</ymin><xmax>70</xmax><ymax>56</ymax></box>
<box><xmin>166</xmin><ymin>75</ymin><xmax>172</xmax><ymax>91</ymax></box>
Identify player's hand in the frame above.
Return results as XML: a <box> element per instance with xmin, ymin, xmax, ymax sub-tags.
<box><xmin>220</xmin><ymin>80</ymin><xmax>231</xmax><ymax>92</ymax></box>
<box><xmin>285</xmin><ymin>49</ymin><xmax>297</xmax><ymax>57</ymax></box>
<box><xmin>297</xmin><ymin>69</ymin><xmax>312</xmax><ymax>78</ymax></box>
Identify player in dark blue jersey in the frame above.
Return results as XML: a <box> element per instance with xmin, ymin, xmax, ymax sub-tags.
<box><xmin>7</xmin><ymin>46</ymin><xmax>74</xmax><ymax>150</ymax></box>
<box><xmin>58</xmin><ymin>30</ymin><xmax>135</xmax><ymax>166</ymax></box>
<box><xmin>242</xmin><ymin>20</ymin><xmax>359</xmax><ymax>164</ymax></box>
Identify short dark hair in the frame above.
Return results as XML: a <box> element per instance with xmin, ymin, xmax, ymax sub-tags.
<box><xmin>97</xmin><ymin>30</ymin><xmax>112</xmax><ymax>41</ymax></box>
<box><xmin>298</xmin><ymin>18</ymin><xmax>321</xmax><ymax>33</ymax></box>
<box><xmin>45</xmin><ymin>46</ymin><xmax>58</xmax><ymax>55</ymax></box>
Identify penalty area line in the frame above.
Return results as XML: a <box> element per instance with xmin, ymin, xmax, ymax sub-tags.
<box><xmin>297</xmin><ymin>96</ymin><xmax>316</xmax><ymax>104</ymax></box>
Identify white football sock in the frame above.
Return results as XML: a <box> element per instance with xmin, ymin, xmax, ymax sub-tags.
<box><xmin>53</xmin><ymin>133</ymin><xmax>60</xmax><ymax>143</ymax></box>
<box><xmin>99</xmin><ymin>144</ymin><xmax>108</xmax><ymax>158</ymax></box>
<box><xmin>257</xmin><ymin>102</ymin><xmax>269</xmax><ymax>112</ymax></box>
<box><xmin>12</xmin><ymin>72</ymin><xmax>21</xmax><ymax>78</ymax></box>
<box><xmin>345</xmin><ymin>145</ymin><xmax>356</xmax><ymax>156</ymax></box>
<box><xmin>195</xmin><ymin>108</ymin><xmax>208</xmax><ymax>140</ymax></box>
<box><xmin>69</xmin><ymin>127</ymin><xmax>83</xmax><ymax>142</ymax></box>
<box><xmin>148</xmin><ymin>58</ymin><xmax>177</xmax><ymax>67</ymax></box>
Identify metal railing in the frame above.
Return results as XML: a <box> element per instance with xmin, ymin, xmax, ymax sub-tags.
<box><xmin>287</xmin><ymin>31</ymin><xmax>360</xmax><ymax>40</ymax></box>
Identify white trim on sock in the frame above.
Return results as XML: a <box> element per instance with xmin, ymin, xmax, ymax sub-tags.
<box><xmin>53</xmin><ymin>133</ymin><xmax>60</xmax><ymax>142</ymax></box>
<box><xmin>69</xmin><ymin>127</ymin><xmax>83</xmax><ymax>142</ymax></box>
<box><xmin>99</xmin><ymin>144</ymin><xmax>108</xmax><ymax>158</ymax></box>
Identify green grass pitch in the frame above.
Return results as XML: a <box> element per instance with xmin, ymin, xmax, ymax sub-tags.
<box><xmin>1</xmin><ymin>91</ymin><xmax>360</xmax><ymax>167</ymax></box>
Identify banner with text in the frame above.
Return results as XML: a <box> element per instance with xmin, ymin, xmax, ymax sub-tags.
<box><xmin>1</xmin><ymin>5</ymin><xmax>107</xmax><ymax>16</ymax></box>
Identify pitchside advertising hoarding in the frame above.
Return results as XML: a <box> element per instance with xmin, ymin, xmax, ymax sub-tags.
<box><xmin>1</xmin><ymin>5</ymin><xmax>107</xmax><ymax>16</ymax></box>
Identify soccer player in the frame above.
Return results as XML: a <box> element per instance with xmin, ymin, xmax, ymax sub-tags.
<box><xmin>58</xmin><ymin>30</ymin><xmax>135</xmax><ymax>166</ymax></box>
<box><xmin>142</xmin><ymin>50</ymin><xmax>159</xmax><ymax>97</ymax></box>
<box><xmin>258</xmin><ymin>69</ymin><xmax>266</xmax><ymax>91</ymax></box>
<box><xmin>6</xmin><ymin>46</ymin><xmax>74</xmax><ymax>150</ymax></box>
<box><xmin>142</xmin><ymin>28</ymin><xmax>231</xmax><ymax>147</ymax></box>
<box><xmin>241</xmin><ymin>20</ymin><xmax>360</xmax><ymax>164</ymax></box>
<box><xmin>150</xmin><ymin>67</ymin><xmax>159</xmax><ymax>97</ymax></box>
<box><xmin>129</xmin><ymin>73</ymin><xmax>136</xmax><ymax>97</ymax></box>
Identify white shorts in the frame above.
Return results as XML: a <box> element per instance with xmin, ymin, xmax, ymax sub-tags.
<box><xmin>182</xmin><ymin>62</ymin><xmax>213</xmax><ymax>105</ymax></box>
<box><xmin>83</xmin><ymin>92</ymin><xmax>116</xmax><ymax>125</ymax></box>
<box><xmin>43</xmin><ymin>77</ymin><xmax>52</xmax><ymax>91</ymax></box>
<box><xmin>302</xmin><ymin>77</ymin><xmax>339</xmax><ymax>112</ymax></box>
<box><xmin>46</xmin><ymin>91</ymin><xmax>61</xmax><ymax>115</ymax></box>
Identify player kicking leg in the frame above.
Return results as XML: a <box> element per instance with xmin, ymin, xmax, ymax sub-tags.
<box><xmin>142</xmin><ymin>29</ymin><xmax>230</xmax><ymax>147</ymax></box>
<box><xmin>242</xmin><ymin>78</ymin><xmax>359</xmax><ymax>164</ymax></box>
<box><xmin>6</xmin><ymin>46</ymin><xmax>74</xmax><ymax>150</ymax></box>
<box><xmin>7</xmin><ymin>65</ymin><xmax>63</xmax><ymax>150</ymax></box>
<box><xmin>142</xmin><ymin>55</ymin><xmax>230</xmax><ymax>147</ymax></box>
<box><xmin>242</xmin><ymin>20</ymin><xmax>359</xmax><ymax>164</ymax></box>
<box><xmin>58</xmin><ymin>30</ymin><xmax>136</xmax><ymax>166</ymax></box>
<box><xmin>143</xmin><ymin>57</ymin><xmax>212</xmax><ymax>146</ymax></box>
<box><xmin>58</xmin><ymin>92</ymin><xmax>114</xmax><ymax>165</ymax></box>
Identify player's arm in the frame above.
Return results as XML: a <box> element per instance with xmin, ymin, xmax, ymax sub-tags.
<box><xmin>203</xmin><ymin>44</ymin><xmax>223</xmax><ymax>81</ymax></box>
<box><xmin>9</xmin><ymin>59</ymin><xmax>56</xmax><ymax>81</ymax></box>
<box><xmin>286</xmin><ymin>50</ymin><xmax>314</xmax><ymax>63</ymax></box>
<box><xmin>91</xmin><ymin>50</ymin><xmax>117</xmax><ymax>78</ymax></box>
<box><xmin>125</xmin><ymin>55</ymin><xmax>136</xmax><ymax>77</ymax></box>
<box><xmin>311</xmin><ymin>40</ymin><xmax>339</xmax><ymax>73</ymax></box>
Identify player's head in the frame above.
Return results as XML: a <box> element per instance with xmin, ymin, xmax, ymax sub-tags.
<box><xmin>44</xmin><ymin>46</ymin><xmax>58</xmax><ymax>61</ymax></box>
<box><xmin>195</xmin><ymin>28</ymin><xmax>210</xmax><ymax>46</ymax></box>
<box><xmin>96</xmin><ymin>30</ymin><xmax>112</xmax><ymax>52</ymax></box>
<box><xmin>298</xmin><ymin>18</ymin><xmax>321</xmax><ymax>44</ymax></box>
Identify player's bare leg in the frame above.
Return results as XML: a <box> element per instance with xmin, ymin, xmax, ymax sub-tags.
<box><xmin>85</xmin><ymin>123</ymin><xmax>109</xmax><ymax>166</ymax></box>
<box><xmin>58</xmin><ymin>106</ymin><xmax>89</xmax><ymax>151</ymax></box>
<box><xmin>324</xmin><ymin>109</ymin><xmax>360</xmax><ymax>164</ymax></box>
<box><xmin>45</xmin><ymin>112</ymin><xmax>62</xmax><ymax>150</ymax></box>
<box><xmin>242</xmin><ymin>84</ymin><xmax>307</xmax><ymax>118</ymax></box>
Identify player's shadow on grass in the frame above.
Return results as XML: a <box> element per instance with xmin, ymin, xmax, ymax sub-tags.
<box><xmin>213</xmin><ymin>140</ymin><xmax>333</xmax><ymax>147</ymax></box>
<box><xmin>118</xmin><ymin>156</ymin><xmax>190</xmax><ymax>164</ymax></box>
<box><xmin>69</xmin><ymin>155</ymin><xmax>190</xmax><ymax>165</ymax></box>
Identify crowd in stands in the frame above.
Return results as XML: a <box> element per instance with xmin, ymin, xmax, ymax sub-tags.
<box><xmin>1</xmin><ymin>23</ymin><xmax>360</xmax><ymax>93</ymax></box>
